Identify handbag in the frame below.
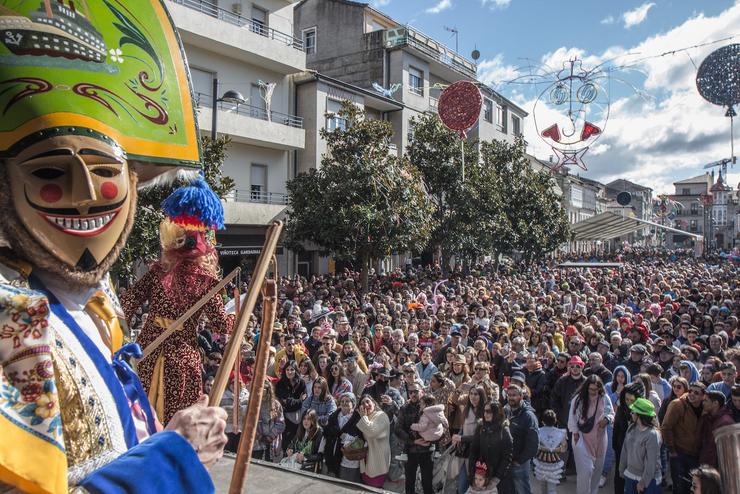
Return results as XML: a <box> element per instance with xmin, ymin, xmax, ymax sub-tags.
<box><xmin>577</xmin><ymin>401</ymin><xmax>598</xmax><ymax>434</ymax></box>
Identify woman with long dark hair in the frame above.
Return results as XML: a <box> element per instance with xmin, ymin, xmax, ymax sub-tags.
<box><xmin>568</xmin><ymin>375</ymin><xmax>614</xmax><ymax>494</ymax></box>
<box><xmin>357</xmin><ymin>395</ymin><xmax>391</xmax><ymax>488</ymax></box>
<box><xmin>467</xmin><ymin>399</ymin><xmax>513</xmax><ymax>493</ymax></box>
<box><xmin>285</xmin><ymin>409</ymin><xmax>324</xmax><ymax>472</ymax></box>
<box><xmin>328</xmin><ymin>362</ymin><xmax>353</xmax><ymax>401</ymax></box>
<box><xmin>452</xmin><ymin>384</ymin><xmax>488</xmax><ymax>493</ymax></box>
<box><xmin>618</xmin><ymin>398</ymin><xmax>661</xmax><ymax>494</ymax></box>
<box><xmin>253</xmin><ymin>380</ymin><xmax>286</xmax><ymax>462</ymax></box>
<box><xmin>612</xmin><ymin>381</ymin><xmax>645</xmax><ymax>494</ymax></box>
<box><xmin>276</xmin><ymin>361</ymin><xmax>307</xmax><ymax>452</ymax></box>
<box><xmin>301</xmin><ymin>376</ymin><xmax>337</xmax><ymax>427</ymax></box>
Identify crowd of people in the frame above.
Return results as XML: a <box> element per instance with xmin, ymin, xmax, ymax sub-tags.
<box><xmin>130</xmin><ymin>249</ymin><xmax>738</xmax><ymax>494</ymax></box>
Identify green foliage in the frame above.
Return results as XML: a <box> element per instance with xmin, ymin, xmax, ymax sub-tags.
<box><xmin>286</xmin><ymin>102</ymin><xmax>433</xmax><ymax>289</ymax></box>
<box><xmin>111</xmin><ymin>135</ymin><xmax>235</xmax><ymax>287</ymax></box>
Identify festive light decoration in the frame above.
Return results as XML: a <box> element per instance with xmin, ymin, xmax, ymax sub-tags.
<box><xmin>372</xmin><ymin>82</ymin><xmax>402</xmax><ymax>99</ymax></box>
<box><xmin>532</xmin><ymin>59</ymin><xmax>610</xmax><ymax>171</ymax></box>
<box><xmin>258</xmin><ymin>80</ymin><xmax>277</xmax><ymax>122</ymax></box>
<box><xmin>438</xmin><ymin>80</ymin><xmax>482</xmax><ymax>138</ymax></box>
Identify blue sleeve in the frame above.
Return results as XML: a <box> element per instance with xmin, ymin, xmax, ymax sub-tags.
<box><xmin>79</xmin><ymin>431</ymin><xmax>214</xmax><ymax>494</ymax></box>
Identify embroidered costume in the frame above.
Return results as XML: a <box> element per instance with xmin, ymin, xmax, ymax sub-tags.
<box><xmin>0</xmin><ymin>1</ymin><xmax>214</xmax><ymax>492</ymax></box>
<box><xmin>533</xmin><ymin>426</ymin><xmax>567</xmax><ymax>484</ymax></box>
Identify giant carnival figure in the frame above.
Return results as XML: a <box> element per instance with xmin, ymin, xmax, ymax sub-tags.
<box><xmin>0</xmin><ymin>1</ymin><xmax>227</xmax><ymax>492</ymax></box>
<box><xmin>121</xmin><ymin>179</ymin><xmax>234</xmax><ymax>424</ymax></box>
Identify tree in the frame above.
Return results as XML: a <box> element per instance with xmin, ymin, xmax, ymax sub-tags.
<box><xmin>112</xmin><ymin>136</ymin><xmax>235</xmax><ymax>286</ymax></box>
<box><xmin>405</xmin><ymin>112</ymin><xmax>480</xmax><ymax>272</ymax></box>
<box><xmin>478</xmin><ymin>136</ymin><xmax>570</xmax><ymax>264</ymax></box>
<box><xmin>286</xmin><ymin>102</ymin><xmax>433</xmax><ymax>291</ymax></box>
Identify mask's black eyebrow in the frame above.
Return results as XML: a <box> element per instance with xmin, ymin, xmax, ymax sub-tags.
<box><xmin>21</xmin><ymin>149</ymin><xmax>73</xmax><ymax>162</ymax></box>
<box><xmin>79</xmin><ymin>148</ymin><xmax>124</xmax><ymax>163</ymax></box>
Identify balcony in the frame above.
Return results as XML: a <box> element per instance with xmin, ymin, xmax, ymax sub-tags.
<box><xmin>167</xmin><ymin>0</ymin><xmax>306</xmax><ymax>74</ymax></box>
<box><xmin>196</xmin><ymin>93</ymin><xmax>305</xmax><ymax>150</ymax></box>
<box><xmin>226</xmin><ymin>189</ymin><xmax>289</xmax><ymax>205</ymax></box>
<box><xmin>383</xmin><ymin>26</ymin><xmax>477</xmax><ymax>80</ymax></box>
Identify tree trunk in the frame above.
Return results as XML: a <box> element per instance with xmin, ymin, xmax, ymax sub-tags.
<box><xmin>360</xmin><ymin>252</ymin><xmax>370</xmax><ymax>294</ymax></box>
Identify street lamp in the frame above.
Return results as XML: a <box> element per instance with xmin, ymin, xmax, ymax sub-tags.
<box><xmin>211</xmin><ymin>78</ymin><xmax>246</xmax><ymax>140</ymax></box>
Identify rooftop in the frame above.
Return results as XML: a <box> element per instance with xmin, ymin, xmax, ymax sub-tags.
<box><xmin>673</xmin><ymin>173</ymin><xmax>712</xmax><ymax>185</ymax></box>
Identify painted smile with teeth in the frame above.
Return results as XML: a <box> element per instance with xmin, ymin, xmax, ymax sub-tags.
<box><xmin>42</xmin><ymin>210</ymin><xmax>121</xmax><ymax>236</ymax></box>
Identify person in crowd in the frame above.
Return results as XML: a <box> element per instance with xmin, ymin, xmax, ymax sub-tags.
<box><xmin>221</xmin><ymin>376</ymin><xmax>249</xmax><ymax>453</ymax></box>
<box><xmin>274</xmin><ymin>335</ymin><xmax>307</xmax><ymax>379</ymax></box>
<box><xmin>698</xmin><ymin>390</ymin><xmax>734</xmax><ymax>468</ymax></box>
<box><xmin>465</xmin><ymin>462</ymin><xmax>499</xmax><ymax>494</ymax></box>
<box><xmin>707</xmin><ymin>362</ymin><xmax>737</xmax><ymax>399</ymax></box>
<box><xmin>364</xmin><ymin>367</ymin><xmax>404</xmax><ymax>419</ymax></box>
<box><xmin>302</xmin><ymin>376</ymin><xmax>338</xmax><ymax>427</ymax></box>
<box><xmin>410</xmin><ymin>395</ymin><xmax>449</xmax><ymax>443</ymax></box>
<box><xmin>323</xmin><ymin>393</ymin><xmax>364</xmax><ymax>481</ymax></box>
<box><xmin>285</xmin><ymin>409</ymin><xmax>324</xmax><ymax>472</ymax></box>
<box><xmin>552</xmin><ymin>356</ymin><xmax>587</xmax><ymax>429</ymax></box>
<box><xmin>619</xmin><ymin>398</ymin><xmax>662</xmax><ymax>494</ymax></box>
<box><xmin>298</xmin><ymin>356</ymin><xmax>319</xmax><ymax>397</ymax></box>
<box><xmin>344</xmin><ymin>352</ymin><xmax>369</xmax><ymax>397</ymax></box>
<box><xmin>452</xmin><ymin>384</ymin><xmax>489</xmax><ymax>493</ymax></box>
<box><xmin>276</xmin><ymin>361</ymin><xmax>307</xmax><ymax>451</ymax></box>
<box><xmin>658</xmin><ymin>376</ymin><xmax>690</xmax><ymax>422</ymax></box>
<box><xmin>502</xmin><ymin>384</ymin><xmax>540</xmax><ymax>494</ymax></box>
<box><xmin>568</xmin><ymin>375</ymin><xmax>614</xmax><ymax>494</ymax></box>
<box><xmin>533</xmin><ymin>409</ymin><xmax>568</xmax><ymax>494</ymax></box>
<box><xmin>416</xmin><ymin>348</ymin><xmax>439</xmax><ymax>386</ymax></box>
<box><xmin>661</xmin><ymin>381</ymin><xmax>706</xmax><ymax>494</ymax></box>
<box><xmin>613</xmin><ymin>381</ymin><xmax>646</xmax><ymax>494</ymax></box>
<box><xmin>467</xmin><ymin>399</ymin><xmax>513</xmax><ymax>494</ymax></box>
<box><xmin>356</xmin><ymin>394</ymin><xmax>391</xmax><ymax>487</ymax></box>
<box><xmin>689</xmin><ymin>466</ymin><xmax>723</xmax><ymax>494</ymax></box>
<box><xmin>253</xmin><ymin>380</ymin><xmax>286</xmax><ymax>462</ymax></box>
<box><xmin>525</xmin><ymin>354</ymin><xmax>549</xmax><ymax>417</ymax></box>
<box><xmin>727</xmin><ymin>385</ymin><xmax>740</xmax><ymax>422</ymax></box>
<box><xmin>584</xmin><ymin>352</ymin><xmax>613</xmax><ymax>385</ymax></box>
<box><xmin>396</xmin><ymin>382</ymin><xmax>435</xmax><ymax>494</ymax></box>
<box><xmin>328</xmin><ymin>361</ymin><xmax>354</xmax><ymax>401</ymax></box>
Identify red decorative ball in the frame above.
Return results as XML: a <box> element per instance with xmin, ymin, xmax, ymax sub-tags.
<box><xmin>438</xmin><ymin>81</ymin><xmax>483</xmax><ymax>135</ymax></box>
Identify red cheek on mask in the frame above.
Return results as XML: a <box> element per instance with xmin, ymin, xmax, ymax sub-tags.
<box><xmin>101</xmin><ymin>181</ymin><xmax>118</xmax><ymax>199</ymax></box>
<box><xmin>40</xmin><ymin>184</ymin><xmax>63</xmax><ymax>203</ymax></box>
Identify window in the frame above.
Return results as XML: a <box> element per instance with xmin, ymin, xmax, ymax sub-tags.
<box><xmin>512</xmin><ymin>115</ymin><xmax>521</xmax><ymax>136</ymax></box>
<box><xmin>408</xmin><ymin>66</ymin><xmax>423</xmax><ymax>96</ymax></box>
<box><xmin>326</xmin><ymin>99</ymin><xmax>347</xmax><ymax>131</ymax></box>
<box><xmin>250</xmin><ymin>164</ymin><xmax>267</xmax><ymax>203</ymax></box>
<box><xmin>303</xmin><ymin>27</ymin><xmax>316</xmax><ymax>55</ymax></box>
<box><xmin>250</xmin><ymin>84</ymin><xmax>266</xmax><ymax>119</ymax></box>
<box><xmin>496</xmin><ymin>104</ymin><xmax>506</xmax><ymax>132</ymax></box>
<box><xmin>190</xmin><ymin>67</ymin><xmax>214</xmax><ymax>105</ymax></box>
<box><xmin>483</xmin><ymin>98</ymin><xmax>493</xmax><ymax>123</ymax></box>
<box><xmin>407</xmin><ymin>119</ymin><xmax>416</xmax><ymax>143</ymax></box>
<box><xmin>689</xmin><ymin>220</ymin><xmax>698</xmax><ymax>232</ymax></box>
<box><xmin>251</xmin><ymin>6</ymin><xmax>268</xmax><ymax>35</ymax></box>
<box><xmin>690</xmin><ymin>202</ymin><xmax>698</xmax><ymax>215</ymax></box>
<box><xmin>682</xmin><ymin>188</ymin><xmax>691</xmax><ymax>195</ymax></box>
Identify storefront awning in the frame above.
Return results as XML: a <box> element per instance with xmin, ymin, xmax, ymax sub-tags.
<box><xmin>571</xmin><ymin>211</ymin><xmax>704</xmax><ymax>241</ymax></box>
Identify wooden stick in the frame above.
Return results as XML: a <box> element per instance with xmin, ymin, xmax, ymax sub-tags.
<box><xmin>229</xmin><ymin>276</ymin><xmax>277</xmax><ymax>494</ymax></box>
<box><xmin>140</xmin><ymin>267</ymin><xmax>241</xmax><ymax>360</ymax></box>
<box><xmin>209</xmin><ymin>220</ymin><xmax>283</xmax><ymax>407</ymax></box>
<box><xmin>232</xmin><ymin>286</ymin><xmax>241</xmax><ymax>432</ymax></box>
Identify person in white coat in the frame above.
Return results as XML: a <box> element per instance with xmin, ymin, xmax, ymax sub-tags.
<box><xmin>357</xmin><ymin>395</ymin><xmax>391</xmax><ymax>488</ymax></box>
<box><xmin>568</xmin><ymin>375</ymin><xmax>614</xmax><ymax>494</ymax></box>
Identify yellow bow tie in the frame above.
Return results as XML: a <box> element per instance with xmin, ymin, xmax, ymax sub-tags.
<box><xmin>85</xmin><ymin>291</ymin><xmax>124</xmax><ymax>355</ymax></box>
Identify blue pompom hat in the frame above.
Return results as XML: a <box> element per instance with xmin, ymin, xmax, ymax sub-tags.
<box><xmin>161</xmin><ymin>178</ymin><xmax>225</xmax><ymax>231</ymax></box>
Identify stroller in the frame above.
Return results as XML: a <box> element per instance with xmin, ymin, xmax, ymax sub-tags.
<box><xmin>415</xmin><ymin>445</ymin><xmax>456</xmax><ymax>494</ymax></box>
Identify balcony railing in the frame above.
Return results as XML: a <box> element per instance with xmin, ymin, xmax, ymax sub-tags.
<box><xmin>383</xmin><ymin>26</ymin><xmax>477</xmax><ymax>79</ymax></box>
<box><xmin>170</xmin><ymin>0</ymin><xmax>304</xmax><ymax>51</ymax></box>
<box><xmin>196</xmin><ymin>92</ymin><xmax>303</xmax><ymax>129</ymax></box>
<box><xmin>227</xmin><ymin>189</ymin><xmax>289</xmax><ymax>205</ymax></box>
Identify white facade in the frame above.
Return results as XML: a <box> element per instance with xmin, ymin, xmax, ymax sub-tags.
<box><xmin>167</xmin><ymin>0</ymin><xmax>306</xmax><ymax>275</ymax></box>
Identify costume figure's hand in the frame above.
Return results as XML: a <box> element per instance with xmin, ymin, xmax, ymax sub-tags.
<box><xmin>165</xmin><ymin>395</ymin><xmax>228</xmax><ymax>466</ymax></box>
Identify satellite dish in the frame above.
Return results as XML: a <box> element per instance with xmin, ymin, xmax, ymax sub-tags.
<box><xmin>616</xmin><ymin>191</ymin><xmax>632</xmax><ymax>206</ymax></box>
<box><xmin>471</xmin><ymin>49</ymin><xmax>480</xmax><ymax>61</ymax></box>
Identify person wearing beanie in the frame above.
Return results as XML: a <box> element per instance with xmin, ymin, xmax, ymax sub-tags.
<box><xmin>618</xmin><ymin>398</ymin><xmax>662</xmax><ymax>494</ymax></box>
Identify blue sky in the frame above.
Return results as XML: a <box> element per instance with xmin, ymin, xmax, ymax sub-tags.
<box><xmin>370</xmin><ymin>0</ymin><xmax>740</xmax><ymax>193</ymax></box>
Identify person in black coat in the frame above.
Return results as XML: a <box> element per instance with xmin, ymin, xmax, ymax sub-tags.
<box><xmin>323</xmin><ymin>394</ymin><xmax>364</xmax><ymax>479</ymax></box>
<box><xmin>467</xmin><ymin>399</ymin><xmax>513</xmax><ymax>490</ymax></box>
<box><xmin>275</xmin><ymin>361</ymin><xmax>307</xmax><ymax>451</ymax></box>
<box><xmin>524</xmin><ymin>355</ymin><xmax>549</xmax><ymax>417</ymax></box>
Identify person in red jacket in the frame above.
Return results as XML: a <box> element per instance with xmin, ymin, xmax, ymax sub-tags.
<box><xmin>698</xmin><ymin>390</ymin><xmax>735</xmax><ymax>467</ymax></box>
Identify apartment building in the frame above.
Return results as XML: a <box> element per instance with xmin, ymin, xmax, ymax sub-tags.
<box><xmin>294</xmin><ymin>0</ymin><xmax>527</xmax><ymax>155</ymax></box>
<box><xmin>167</xmin><ymin>0</ymin><xmax>306</xmax><ymax>275</ymax></box>
<box><xmin>604</xmin><ymin>179</ymin><xmax>654</xmax><ymax>246</ymax></box>
<box><xmin>667</xmin><ymin>173</ymin><xmax>712</xmax><ymax>250</ymax></box>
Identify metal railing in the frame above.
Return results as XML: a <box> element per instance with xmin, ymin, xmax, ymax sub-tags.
<box><xmin>196</xmin><ymin>92</ymin><xmax>303</xmax><ymax>128</ymax></box>
<box><xmin>384</xmin><ymin>26</ymin><xmax>477</xmax><ymax>79</ymax></box>
<box><xmin>226</xmin><ymin>189</ymin><xmax>289</xmax><ymax>205</ymax></box>
<box><xmin>170</xmin><ymin>0</ymin><xmax>304</xmax><ymax>51</ymax></box>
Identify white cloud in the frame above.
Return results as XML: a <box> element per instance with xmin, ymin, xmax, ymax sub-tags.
<box><xmin>623</xmin><ymin>2</ymin><xmax>655</xmax><ymax>29</ymax></box>
<box><xmin>426</xmin><ymin>0</ymin><xmax>452</xmax><ymax>14</ymax></box>
<box><xmin>481</xmin><ymin>0</ymin><xmax>511</xmax><ymax>9</ymax></box>
<box><xmin>601</xmin><ymin>15</ymin><xmax>615</xmax><ymax>25</ymax></box>
<box><xmin>370</xmin><ymin>0</ymin><xmax>391</xmax><ymax>6</ymax></box>
<box><xmin>516</xmin><ymin>2</ymin><xmax>740</xmax><ymax>194</ymax></box>
<box><xmin>477</xmin><ymin>54</ymin><xmax>520</xmax><ymax>87</ymax></box>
